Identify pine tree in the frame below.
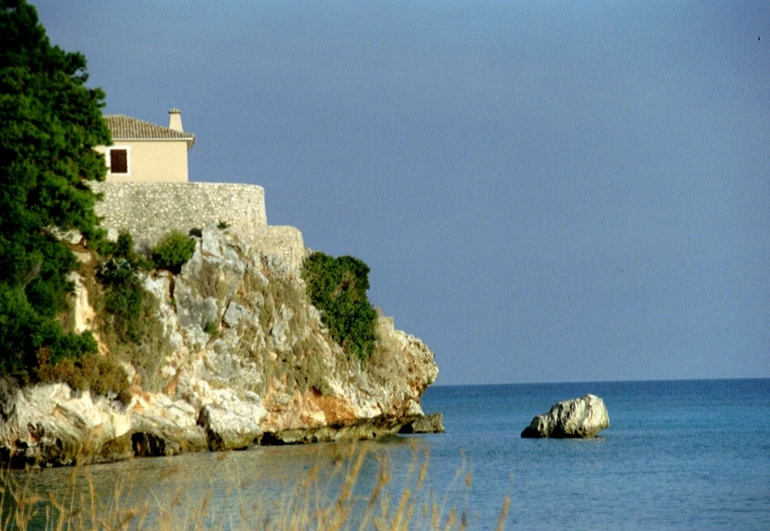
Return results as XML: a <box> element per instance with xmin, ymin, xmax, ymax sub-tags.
<box><xmin>0</xmin><ymin>0</ymin><xmax>110</xmax><ymax>377</ymax></box>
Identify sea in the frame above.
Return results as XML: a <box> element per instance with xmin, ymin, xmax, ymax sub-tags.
<box><xmin>4</xmin><ymin>379</ymin><xmax>769</xmax><ymax>530</ymax></box>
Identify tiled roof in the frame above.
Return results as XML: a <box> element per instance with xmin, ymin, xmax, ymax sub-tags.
<box><xmin>105</xmin><ymin>115</ymin><xmax>195</xmax><ymax>144</ymax></box>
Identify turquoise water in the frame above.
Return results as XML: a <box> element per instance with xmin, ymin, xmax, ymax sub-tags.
<box><xmin>420</xmin><ymin>379</ymin><xmax>770</xmax><ymax>529</ymax></box>
<box><xmin>5</xmin><ymin>379</ymin><xmax>769</xmax><ymax>529</ymax></box>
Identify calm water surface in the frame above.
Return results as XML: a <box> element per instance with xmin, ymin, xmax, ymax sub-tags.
<box><xmin>6</xmin><ymin>379</ymin><xmax>769</xmax><ymax>529</ymax></box>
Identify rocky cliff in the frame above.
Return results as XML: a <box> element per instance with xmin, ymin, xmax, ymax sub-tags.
<box><xmin>0</xmin><ymin>225</ymin><xmax>438</xmax><ymax>467</ymax></box>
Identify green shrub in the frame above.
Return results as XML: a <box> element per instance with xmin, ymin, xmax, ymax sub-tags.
<box><xmin>22</xmin><ymin>235</ymin><xmax>80</xmax><ymax>318</ymax></box>
<box><xmin>113</xmin><ymin>232</ymin><xmax>134</xmax><ymax>259</ymax></box>
<box><xmin>97</xmin><ymin>232</ymin><xmax>154</xmax><ymax>268</ymax></box>
<box><xmin>37</xmin><ymin>350</ymin><xmax>131</xmax><ymax>404</ymax></box>
<box><xmin>96</xmin><ymin>231</ymin><xmax>134</xmax><ymax>260</ymax></box>
<box><xmin>301</xmin><ymin>252</ymin><xmax>377</xmax><ymax>362</ymax></box>
<box><xmin>50</xmin><ymin>330</ymin><xmax>99</xmax><ymax>365</ymax></box>
<box><xmin>151</xmin><ymin>230</ymin><xmax>197</xmax><ymax>274</ymax></box>
<box><xmin>217</xmin><ymin>220</ymin><xmax>230</xmax><ymax>229</ymax></box>
<box><xmin>98</xmin><ymin>257</ymin><xmax>146</xmax><ymax>343</ymax></box>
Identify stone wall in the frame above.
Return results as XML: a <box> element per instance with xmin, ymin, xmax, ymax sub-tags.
<box><xmin>92</xmin><ymin>182</ymin><xmax>267</xmax><ymax>250</ymax></box>
<box><xmin>254</xmin><ymin>226</ymin><xmax>308</xmax><ymax>272</ymax></box>
<box><xmin>91</xmin><ymin>181</ymin><xmax>307</xmax><ymax>272</ymax></box>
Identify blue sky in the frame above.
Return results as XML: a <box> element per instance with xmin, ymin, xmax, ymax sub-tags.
<box><xmin>35</xmin><ymin>1</ymin><xmax>769</xmax><ymax>385</ymax></box>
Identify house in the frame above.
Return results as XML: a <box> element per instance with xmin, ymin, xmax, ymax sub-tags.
<box><xmin>95</xmin><ymin>109</ymin><xmax>196</xmax><ymax>183</ymax></box>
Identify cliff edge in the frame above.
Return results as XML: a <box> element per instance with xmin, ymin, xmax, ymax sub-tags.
<box><xmin>0</xmin><ymin>225</ymin><xmax>438</xmax><ymax>467</ymax></box>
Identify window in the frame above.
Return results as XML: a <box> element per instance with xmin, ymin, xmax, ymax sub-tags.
<box><xmin>107</xmin><ymin>147</ymin><xmax>130</xmax><ymax>175</ymax></box>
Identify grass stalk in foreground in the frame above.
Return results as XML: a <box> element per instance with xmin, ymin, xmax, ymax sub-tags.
<box><xmin>0</xmin><ymin>442</ymin><xmax>510</xmax><ymax>530</ymax></box>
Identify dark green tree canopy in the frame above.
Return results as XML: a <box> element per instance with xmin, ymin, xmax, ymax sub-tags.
<box><xmin>1</xmin><ymin>0</ymin><xmax>110</xmax><ymax>239</ymax></box>
<box><xmin>0</xmin><ymin>0</ymin><xmax>110</xmax><ymax>377</ymax></box>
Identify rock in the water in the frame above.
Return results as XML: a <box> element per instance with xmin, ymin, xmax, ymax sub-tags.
<box><xmin>131</xmin><ymin>431</ymin><xmax>182</xmax><ymax>457</ymax></box>
<box><xmin>399</xmin><ymin>412</ymin><xmax>445</xmax><ymax>434</ymax></box>
<box><xmin>197</xmin><ymin>402</ymin><xmax>265</xmax><ymax>451</ymax></box>
<box><xmin>521</xmin><ymin>394</ymin><xmax>609</xmax><ymax>438</ymax></box>
<box><xmin>259</xmin><ymin>414</ymin><xmax>421</xmax><ymax>446</ymax></box>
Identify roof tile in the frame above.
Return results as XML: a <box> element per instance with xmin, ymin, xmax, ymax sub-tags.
<box><xmin>105</xmin><ymin>115</ymin><xmax>195</xmax><ymax>143</ymax></box>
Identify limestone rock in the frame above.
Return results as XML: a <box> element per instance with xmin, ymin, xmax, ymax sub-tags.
<box><xmin>0</xmin><ymin>225</ymin><xmax>440</xmax><ymax>467</ymax></box>
<box><xmin>0</xmin><ymin>379</ymin><xmax>130</xmax><ymax>467</ymax></box>
<box><xmin>197</xmin><ymin>401</ymin><xmax>266</xmax><ymax>451</ymax></box>
<box><xmin>223</xmin><ymin>301</ymin><xmax>252</xmax><ymax>328</ymax></box>
<box><xmin>259</xmin><ymin>414</ymin><xmax>422</xmax><ymax>445</ymax></box>
<box><xmin>521</xmin><ymin>394</ymin><xmax>610</xmax><ymax>438</ymax></box>
<box><xmin>400</xmin><ymin>412</ymin><xmax>445</xmax><ymax>434</ymax></box>
<box><xmin>131</xmin><ymin>432</ymin><xmax>182</xmax><ymax>457</ymax></box>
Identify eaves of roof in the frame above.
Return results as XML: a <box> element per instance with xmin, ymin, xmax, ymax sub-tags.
<box><xmin>105</xmin><ymin>114</ymin><xmax>196</xmax><ymax>149</ymax></box>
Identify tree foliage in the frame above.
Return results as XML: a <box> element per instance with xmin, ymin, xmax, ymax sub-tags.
<box><xmin>301</xmin><ymin>252</ymin><xmax>378</xmax><ymax>362</ymax></box>
<box><xmin>0</xmin><ymin>0</ymin><xmax>111</xmax><ymax>379</ymax></box>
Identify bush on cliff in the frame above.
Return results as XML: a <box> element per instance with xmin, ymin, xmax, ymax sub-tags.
<box><xmin>95</xmin><ymin>230</ymin><xmax>179</xmax><ymax>392</ymax></box>
<box><xmin>97</xmin><ymin>232</ymin><xmax>150</xmax><ymax>343</ymax></box>
<box><xmin>150</xmin><ymin>230</ymin><xmax>197</xmax><ymax>274</ymax></box>
<box><xmin>36</xmin><ymin>349</ymin><xmax>132</xmax><ymax>404</ymax></box>
<box><xmin>99</xmin><ymin>258</ymin><xmax>146</xmax><ymax>343</ymax></box>
<box><xmin>0</xmin><ymin>0</ymin><xmax>110</xmax><ymax>381</ymax></box>
<box><xmin>301</xmin><ymin>252</ymin><xmax>377</xmax><ymax>362</ymax></box>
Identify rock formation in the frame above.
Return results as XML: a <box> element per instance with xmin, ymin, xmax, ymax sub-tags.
<box><xmin>521</xmin><ymin>394</ymin><xmax>609</xmax><ymax>438</ymax></box>
<box><xmin>399</xmin><ymin>412</ymin><xmax>445</xmax><ymax>434</ymax></box>
<box><xmin>0</xmin><ymin>225</ymin><xmax>440</xmax><ymax>467</ymax></box>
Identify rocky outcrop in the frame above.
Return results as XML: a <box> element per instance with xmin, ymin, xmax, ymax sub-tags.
<box><xmin>521</xmin><ymin>394</ymin><xmax>609</xmax><ymax>438</ymax></box>
<box><xmin>0</xmin><ymin>381</ymin><xmax>132</xmax><ymax>467</ymax></box>
<box><xmin>260</xmin><ymin>413</ymin><xmax>423</xmax><ymax>445</ymax></box>
<box><xmin>399</xmin><ymin>412</ymin><xmax>445</xmax><ymax>434</ymax></box>
<box><xmin>0</xmin><ymin>225</ymin><xmax>440</xmax><ymax>467</ymax></box>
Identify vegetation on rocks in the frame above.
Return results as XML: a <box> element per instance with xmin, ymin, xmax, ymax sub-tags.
<box><xmin>98</xmin><ymin>233</ymin><xmax>150</xmax><ymax>343</ymax></box>
<box><xmin>0</xmin><ymin>222</ymin><xmax>440</xmax><ymax>467</ymax></box>
<box><xmin>151</xmin><ymin>230</ymin><xmax>197</xmax><ymax>274</ymax></box>
<box><xmin>301</xmin><ymin>252</ymin><xmax>378</xmax><ymax>362</ymax></box>
<box><xmin>36</xmin><ymin>350</ymin><xmax>132</xmax><ymax>404</ymax></box>
<box><xmin>96</xmin><ymin>231</ymin><xmax>181</xmax><ymax>392</ymax></box>
<box><xmin>100</xmin><ymin>292</ymin><xmax>172</xmax><ymax>394</ymax></box>
<box><xmin>0</xmin><ymin>0</ymin><xmax>109</xmax><ymax>381</ymax></box>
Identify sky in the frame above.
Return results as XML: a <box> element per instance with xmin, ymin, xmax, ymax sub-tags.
<box><xmin>34</xmin><ymin>1</ymin><xmax>769</xmax><ymax>385</ymax></box>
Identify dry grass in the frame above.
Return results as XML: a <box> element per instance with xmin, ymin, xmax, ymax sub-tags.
<box><xmin>0</xmin><ymin>442</ymin><xmax>510</xmax><ymax>530</ymax></box>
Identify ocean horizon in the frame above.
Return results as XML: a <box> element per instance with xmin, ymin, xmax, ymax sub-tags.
<box><xmin>430</xmin><ymin>375</ymin><xmax>770</xmax><ymax>387</ymax></box>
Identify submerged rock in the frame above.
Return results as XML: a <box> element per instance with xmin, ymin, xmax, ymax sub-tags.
<box><xmin>521</xmin><ymin>394</ymin><xmax>609</xmax><ymax>438</ymax></box>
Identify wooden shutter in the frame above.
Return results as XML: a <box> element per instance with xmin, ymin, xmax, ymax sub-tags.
<box><xmin>110</xmin><ymin>149</ymin><xmax>128</xmax><ymax>174</ymax></box>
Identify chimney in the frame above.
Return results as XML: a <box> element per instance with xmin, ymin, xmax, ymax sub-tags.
<box><xmin>168</xmin><ymin>108</ymin><xmax>183</xmax><ymax>132</ymax></box>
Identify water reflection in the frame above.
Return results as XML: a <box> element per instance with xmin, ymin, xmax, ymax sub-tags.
<box><xmin>5</xmin><ymin>435</ymin><xmax>470</xmax><ymax>529</ymax></box>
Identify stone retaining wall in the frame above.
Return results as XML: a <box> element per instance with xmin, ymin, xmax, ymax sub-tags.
<box><xmin>91</xmin><ymin>181</ymin><xmax>306</xmax><ymax>271</ymax></box>
<box><xmin>254</xmin><ymin>226</ymin><xmax>308</xmax><ymax>272</ymax></box>
<box><xmin>92</xmin><ymin>181</ymin><xmax>268</xmax><ymax>251</ymax></box>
